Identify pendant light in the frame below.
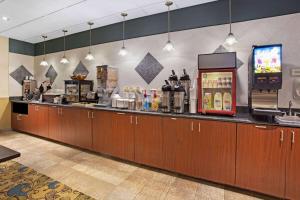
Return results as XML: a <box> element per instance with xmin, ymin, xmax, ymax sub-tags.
<box><xmin>163</xmin><ymin>0</ymin><xmax>174</xmax><ymax>52</ymax></box>
<box><xmin>85</xmin><ymin>22</ymin><xmax>95</xmax><ymax>61</ymax></box>
<box><xmin>119</xmin><ymin>12</ymin><xmax>128</xmax><ymax>56</ymax></box>
<box><xmin>60</xmin><ymin>29</ymin><xmax>70</xmax><ymax>64</ymax></box>
<box><xmin>225</xmin><ymin>0</ymin><xmax>238</xmax><ymax>46</ymax></box>
<box><xmin>40</xmin><ymin>35</ymin><xmax>49</xmax><ymax>67</ymax></box>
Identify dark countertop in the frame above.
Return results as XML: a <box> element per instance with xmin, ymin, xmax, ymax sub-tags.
<box><xmin>10</xmin><ymin>99</ymin><xmax>300</xmax><ymax>128</ymax></box>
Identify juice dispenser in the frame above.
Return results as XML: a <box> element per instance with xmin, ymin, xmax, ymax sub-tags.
<box><xmin>249</xmin><ymin>44</ymin><xmax>283</xmax><ymax>115</ymax></box>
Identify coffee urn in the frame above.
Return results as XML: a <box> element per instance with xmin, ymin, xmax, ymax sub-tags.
<box><xmin>173</xmin><ymin>82</ymin><xmax>185</xmax><ymax>113</ymax></box>
<box><xmin>161</xmin><ymin>80</ymin><xmax>172</xmax><ymax>113</ymax></box>
<box><xmin>180</xmin><ymin>69</ymin><xmax>191</xmax><ymax>112</ymax></box>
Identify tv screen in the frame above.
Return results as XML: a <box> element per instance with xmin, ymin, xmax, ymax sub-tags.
<box><xmin>253</xmin><ymin>45</ymin><xmax>282</xmax><ymax>74</ymax></box>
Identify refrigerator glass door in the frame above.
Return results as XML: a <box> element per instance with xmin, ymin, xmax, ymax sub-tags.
<box><xmin>201</xmin><ymin>71</ymin><xmax>233</xmax><ymax>112</ymax></box>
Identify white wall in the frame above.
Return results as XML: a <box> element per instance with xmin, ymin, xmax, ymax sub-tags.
<box><xmin>9</xmin><ymin>53</ymin><xmax>34</xmax><ymax>97</ymax></box>
<box><xmin>33</xmin><ymin>13</ymin><xmax>300</xmax><ymax>107</ymax></box>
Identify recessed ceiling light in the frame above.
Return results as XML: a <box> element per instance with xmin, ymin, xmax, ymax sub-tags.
<box><xmin>2</xmin><ymin>16</ymin><xmax>10</xmax><ymax>22</ymax></box>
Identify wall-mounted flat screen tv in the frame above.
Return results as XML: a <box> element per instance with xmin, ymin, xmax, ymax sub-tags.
<box><xmin>253</xmin><ymin>44</ymin><xmax>282</xmax><ymax>74</ymax></box>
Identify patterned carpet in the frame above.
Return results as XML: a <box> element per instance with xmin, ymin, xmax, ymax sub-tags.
<box><xmin>0</xmin><ymin>161</ymin><xmax>94</xmax><ymax>200</ymax></box>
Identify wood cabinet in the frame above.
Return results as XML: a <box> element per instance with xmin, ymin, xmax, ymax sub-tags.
<box><xmin>163</xmin><ymin>118</ymin><xmax>236</xmax><ymax>185</ymax></box>
<box><xmin>134</xmin><ymin>114</ymin><xmax>163</xmax><ymax>168</ymax></box>
<box><xmin>60</xmin><ymin>107</ymin><xmax>77</xmax><ymax>145</ymax></box>
<box><xmin>92</xmin><ymin>111</ymin><xmax>112</xmax><ymax>154</ymax></box>
<box><xmin>11</xmin><ymin>113</ymin><xmax>28</xmax><ymax>132</ymax></box>
<box><xmin>192</xmin><ymin>120</ymin><xmax>236</xmax><ymax>185</ymax></box>
<box><xmin>110</xmin><ymin>112</ymin><xmax>135</xmax><ymax>161</ymax></box>
<box><xmin>48</xmin><ymin>106</ymin><xmax>62</xmax><ymax>141</ymax></box>
<box><xmin>28</xmin><ymin>104</ymin><xmax>49</xmax><ymax>138</ymax></box>
<box><xmin>236</xmin><ymin>124</ymin><xmax>286</xmax><ymax>198</ymax></box>
<box><xmin>286</xmin><ymin>128</ymin><xmax>300</xmax><ymax>200</ymax></box>
<box><xmin>163</xmin><ymin>117</ymin><xmax>195</xmax><ymax>174</ymax></box>
<box><xmin>74</xmin><ymin>109</ymin><xmax>92</xmax><ymax>150</ymax></box>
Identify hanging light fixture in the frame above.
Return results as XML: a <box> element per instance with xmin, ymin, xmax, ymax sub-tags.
<box><xmin>40</xmin><ymin>35</ymin><xmax>49</xmax><ymax>67</ymax></box>
<box><xmin>163</xmin><ymin>0</ymin><xmax>174</xmax><ymax>52</ymax></box>
<box><xmin>60</xmin><ymin>29</ymin><xmax>70</xmax><ymax>64</ymax></box>
<box><xmin>85</xmin><ymin>22</ymin><xmax>95</xmax><ymax>61</ymax></box>
<box><xmin>225</xmin><ymin>0</ymin><xmax>238</xmax><ymax>46</ymax></box>
<box><xmin>119</xmin><ymin>12</ymin><xmax>128</xmax><ymax>56</ymax></box>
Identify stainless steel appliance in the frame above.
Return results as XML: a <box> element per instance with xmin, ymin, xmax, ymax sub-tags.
<box><xmin>22</xmin><ymin>80</ymin><xmax>37</xmax><ymax>100</ymax></box>
<box><xmin>161</xmin><ymin>80</ymin><xmax>172</xmax><ymax>113</ymax></box>
<box><xmin>173</xmin><ymin>83</ymin><xmax>185</xmax><ymax>113</ymax></box>
<box><xmin>249</xmin><ymin>44</ymin><xmax>283</xmax><ymax>116</ymax></box>
<box><xmin>180</xmin><ymin>69</ymin><xmax>191</xmax><ymax>113</ymax></box>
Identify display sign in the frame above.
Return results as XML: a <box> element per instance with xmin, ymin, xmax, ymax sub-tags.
<box><xmin>253</xmin><ymin>45</ymin><xmax>282</xmax><ymax>74</ymax></box>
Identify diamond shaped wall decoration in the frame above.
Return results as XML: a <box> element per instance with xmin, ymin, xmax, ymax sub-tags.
<box><xmin>214</xmin><ymin>45</ymin><xmax>244</xmax><ymax>68</ymax></box>
<box><xmin>10</xmin><ymin>65</ymin><xmax>33</xmax><ymax>85</ymax></box>
<box><xmin>135</xmin><ymin>53</ymin><xmax>164</xmax><ymax>84</ymax></box>
<box><xmin>45</xmin><ymin>65</ymin><xmax>58</xmax><ymax>83</ymax></box>
<box><xmin>73</xmin><ymin>61</ymin><xmax>89</xmax><ymax>76</ymax></box>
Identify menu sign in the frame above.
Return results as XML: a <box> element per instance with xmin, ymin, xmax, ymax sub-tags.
<box><xmin>254</xmin><ymin>45</ymin><xmax>282</xmax><ymax>74</ymax></box>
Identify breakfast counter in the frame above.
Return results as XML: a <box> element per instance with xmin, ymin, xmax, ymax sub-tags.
<box><xmin>9</xmin><ymin>99</ymin><xmax>299</xmax><ymax>128</ymax></box>
<box><xmin>9</xmin><ymin>99</ymin><xmax>300</xmax><ymax>199</ymax></box>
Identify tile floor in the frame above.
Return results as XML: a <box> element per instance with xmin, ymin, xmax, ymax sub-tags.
<box><xmin>0</xmin><ymin>131</ymin><xmax>278</xmax><ymax>200</ymax></box>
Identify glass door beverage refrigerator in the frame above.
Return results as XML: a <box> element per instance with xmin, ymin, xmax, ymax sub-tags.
<box><xmin>198</xmin><ymin>52</ymin><xmax>237</xmax><ymax>116</ymax></box>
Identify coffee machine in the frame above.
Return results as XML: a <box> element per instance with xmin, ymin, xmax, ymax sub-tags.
<box><xmin>180</xmin><ymin>69</ymin><xmax>191</xmax><ymax>112</ymax></box>
<box><xmin>249</xmin><ymin>44</ymin><xmax>283</xmax><ymax>116</ymax></box>
<box><xmin>23</xmin><ymin>80</ymin><xmax>37</xmax><ymax>101</ymax></box>
<box><xmin>161</xmin><ymin>80</ymin><xmax>172</xmax><ymax>113</ymax></box>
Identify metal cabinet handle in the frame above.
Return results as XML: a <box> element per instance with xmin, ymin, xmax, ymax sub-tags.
<box><xmin>130</xmin><ymin>116</ymin><xmax>133</xmax><ymax>124</ymax></box>
<box><xmin>17</xmin><ymin>114</ymin><xmax>21</xmax><ymax>121</ymax></box>
<box><xmin>117</xmin><ymin>112</ymin><xmax>125</xmax><ymax>115</ymax></box>
<box><xmin>135</xmin><ymin>116</ymin><xmax>138</xmax><ymax>125</ymax></box>
<box><xmin>91</xmin><ymin>112</ymin><xmax>94</xmax><ymax>119</ymax></box>
<box><xmin>191</xmin><ymin>121</ymin><xmax>194</xmax><ymax>131</ymax></box>
<box><xmin>60</xmin><ymin>108</ymin><xmax>63</xmax><ymax>115</ymax></box>
<box><xmin>292</xmin><ymin>130</ymin><xmax>295</xmax><ymax>145</ymax></box>
<box><xmin>255</xmin><ymin>125</ymin><xmax>267</xmax><ymax>129</ymax></box>
<box><xmin>171</xmin><ymin>118</ymin><xmax>177</xmax><ymax>120</ymax></box>
<box><xmin>88</xmin><ymin>111</ymin><xmax>90</xmax><ymax>119</ymax></box>
<box><xmin>280</xmin><ymin>130</ymin><xmax>284</xmax><ymax>143</ymax></box>
<box><xmin>198</xmin><ymin>122</ymin><xmax>201</xmax><ymax>133</ymax></box>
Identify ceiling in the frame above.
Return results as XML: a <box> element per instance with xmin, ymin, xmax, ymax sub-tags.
<box><xmin>0</xmin><ymin>0</ymin><xmax>217</xmax><ymax>43</ymax></box>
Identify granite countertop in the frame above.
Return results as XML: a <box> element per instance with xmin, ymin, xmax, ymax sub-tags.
<box><xmin>10</xmin><ymin>99</ymin><xmax>300</xmax><ymax>128</ymax></box>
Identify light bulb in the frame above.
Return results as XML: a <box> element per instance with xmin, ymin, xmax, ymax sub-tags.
<box><xmin>40</xmin><ymin>59</ymin><xmax>48</xmax><ymax>67</ymax></box>
<box><xmin>163</xmin><ymin>40</ymin><xmax>174</xmax><ymax>51</ymax></box>
<box><xmin>85</xmin><ymin>52</ymin><xmax>94</xmax><ymax>61</ymax></box>
<box><xmin>119</xmin><ymin>46</ymin><xmax>127</xmax><ymax>56</ymax></box>
<box><xmin>60</xmin><ymin>55</ymin><xmax>70</xmax><ymax>64</ymax></box>
<box><xmin>225</xmin><ymin>32</ymin><xmax>238</xmax><ymax>46</ymax></box>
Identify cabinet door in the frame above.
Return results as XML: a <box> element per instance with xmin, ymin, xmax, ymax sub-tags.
<box><xmin>236</xmin><ymin>124</ymin><xmax>286</xmax><ymax>198</ymax></box>
<box><xmin>135</xmin><ymin>114</ymin><xmax>163</xmax><ymax>168</ymax></box>
<box><xmin>110</xmin><ymin>112</ymin><xmax>135</xmax><ymax>161</ymax></box>
<box><xmin>60</xmin><ymin>107</ymin><xmax>77</xmax><ymax>145</ymax></box>
<box><xmin>11</xmin><ymin>113</ymin><xmax>24</xmax><ymax>131</ymax></box>
<box><xmin>286</xmin><ymin>128</ymin><xmax>300</xmax><ymax>200</ymax></box>
<box><xmin>37</xmin><ymin>105</ymin><xmax>49</xmax><ymax>138</ymax></box>
<box><xmin>48</xmin><ymin>106</ymin><xmax>61</xmax><ymax>141</ymax></box>
<box><xmin>192</xmin><ymin>120</ymin><xmax>236</xmax><ymax>185</ymax></box>
<box><xmin>92</xmin><ymin>111</ymin><xmax>112</xmax><ymax>154</ymax></box>
<box><xmin>28</xmin><ymin>104</ymin><xmax>37</xmax><ymax>134</ymax></box>
<box><xmin>74</xmin><ymin>109</ymin><xmax>92</xmax><ymax>150</ymax></box>
<box><xmin>163</xmin><ymin>117</ymin><xmax>193</xmax><ymax>174</ymax></box>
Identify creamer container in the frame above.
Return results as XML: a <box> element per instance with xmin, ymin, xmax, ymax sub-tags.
<box><xmin>223</xmin><ymin>92</ymin><xmax>232</xmax><ymax>111</ymax></box>
<box><xmin>214</xmin><ymin>92</ymin><xmax>223</xmax><ymax>110</ymax></box>
<box><xmin>203</xmin><ymin>93</ymin><xmax>212</xmax><ymax>110</ymax></box>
